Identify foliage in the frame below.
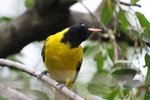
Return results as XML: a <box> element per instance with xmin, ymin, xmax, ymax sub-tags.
<box><xmin>0</xmin><ymin>0</ymin><xmax>150</xmax><ymax>100</ymax></box>
<box><xmin>25</xmin><ymin>0</ymin><xmax>35</xmax><ymax>8</ymax></box>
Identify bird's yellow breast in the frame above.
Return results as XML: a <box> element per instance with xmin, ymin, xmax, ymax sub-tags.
<box><xmin>44</xmin><ymin>28</ymin><xmax>83</xmax><ymax>86</ymax></box>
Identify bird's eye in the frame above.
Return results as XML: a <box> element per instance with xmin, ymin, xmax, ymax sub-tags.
<box><xmin>80</xmin><ymin>23</ymin><xmax>86</xmax><ymax>27</ymax></box>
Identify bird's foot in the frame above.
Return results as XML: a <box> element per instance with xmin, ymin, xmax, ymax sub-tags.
<box><xmin>56</xmin><ymin>83</ymin><xmax>66</xmax><ymax>90</ymax></box>
<box><xmin>37</xmin><ymin>71</ymin><xmax>48</xmax><ymax>81</ymax></box>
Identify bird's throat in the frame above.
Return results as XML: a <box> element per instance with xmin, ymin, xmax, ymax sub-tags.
<box><xmin>61</xmin><ymin>32</ymin><xmax>81</xmax><ymax>48</ymax></box>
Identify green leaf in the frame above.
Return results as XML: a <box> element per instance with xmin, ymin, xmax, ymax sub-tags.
<box><xmin>144</xmin><ymin>53</ymin><xmax>150</xmax><ymax>68</ymax></box>
<box><xmin>87</xmin><ymin>71</ymin><xmax>117</xmax><ymax>95</ymax></box>
<box><xmin>107</xmin><ymin>88</ymin><xmax>120</xmax><ymax>100</ymax></box>
<box><xmin>124</xmin><ymin>80</ymin><xmax>143</xmax><ymax>88</ymax></box>
<box><xmin>89</xmin><ymin>71</ymin><xmax>114</xmax><ymax>86</ymax></box>
<box><xmin>0</xmin><ymin>17</ymin><xmax>12</xmax><ymax>22</ymax></box>
<box><xmin>111</xmin><ymin>69</ymin><xmax>137</xmax><ymax>81</ymax></box>
<box><xmin>144</xmin><ymin>90</ymin><xmax>150</xmax><ymax>100</ymax></box>
<box><xmin>130</xmin><ymin>29</ymin><xmax>139</xmax><ymax>37</ymax></box>
<box><xmin>84</xmin><ymin>44</ymin><xmax>100</xmax><ymax>59</ymax></box>
<box><xmin>122</xmin><ymin>89</ymin><xmax>131</xmax><ymax>99</ymax></box>
<box><xmin>145</xmin><ymin>69</ymin><xmax>150</xmax><ymax>87</ymax></box>
<box><xmin>141</xmin><ymin>32</ymin><xmax>150</xmax><ymax>43</ymax></box>
<box><xmin>83</xmin><ymin>45</ymin><xmax>90</xmax><ymax>53</ymax></box>
<box><xmin>136</xmin><ymin>12</ymin><xmax>150</xmax><ymax>36</ymax></box>
<box><xmin>88</xmin><ymin>83</ymin><xmax>112</xmax><ymax>96</ymax></box>
<box><xmin>131</xmin><ymin>0</ymin><xmax>139</xmax><ymax>3</ymax></box>
<box><xmin>118</xmin><ymin>43</ymin><xmax>128</xmax><ymax>53</ymax></box>
<box><xmin>107</xmin><ymin>47</ymin><xmax>114</xmax><ymax>62</ymax></box>
<box><xmin>129</xmin><ymin>29</ymin><xmax>150</xmax><ymax>43</ymax></box>
<box><xmin>100</xmin><ymin>0</ymin><xmax>114</xmax><ymax>25</ymax></box>
<box><xmin>94</xmin><ymin>52</ymin><xmax>106</xmax><ymax>71</ymax></box>
<box><xmin>140</xmin><ymin>45</ymin><xmax>143</xmax><ymax>54</ymax></box>
<box><xmin>129</xmin><ymin>29</ymin><xmax>140</xmax><ymax>40</ymax></box>
<box><xmin>25</xmin><ymin>0</ymin><xmax>35</xmax><ymax>8</ymax></box>
<box><xmin>118</xmin><ymin>10</ymin><xmax>129</xmax><ymax>32</ymax></box>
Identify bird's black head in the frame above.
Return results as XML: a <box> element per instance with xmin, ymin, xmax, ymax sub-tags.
<box><xmin>61</xmin><ymin>22</ymin><xmax>94</xmax><ymax>48</ymax></box>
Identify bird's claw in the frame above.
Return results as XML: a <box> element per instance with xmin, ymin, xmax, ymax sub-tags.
<box><xmin>37</xmin><ymin>71</ymin><xmax>48</xmax><ymax>81</ymax></box>
<box><xmin>56</xmin><ymin>83</ymin><xmax>66</xmax><ymax>90</ymax></box>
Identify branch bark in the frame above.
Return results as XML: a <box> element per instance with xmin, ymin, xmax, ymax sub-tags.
<box><xmin>0</xmin><ymin>58</ymin><xmax>84</xmax><ymax>100</ymax></box>
<box><xmin>0</xmin><ymin>0</ymin><xmax>76</xmax><ymax>58</ymax></box>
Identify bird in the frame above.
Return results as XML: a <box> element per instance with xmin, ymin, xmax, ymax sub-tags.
<box><xmin>40</xmin><ymin>22</ymin><xmax>101</xmax><ymax>100</ymax></box>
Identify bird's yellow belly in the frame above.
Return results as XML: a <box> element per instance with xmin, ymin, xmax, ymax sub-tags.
<box><xmin>45</xmin><ymin>42</ymin><xmax>83</xmax><ymax>86</ymax></box>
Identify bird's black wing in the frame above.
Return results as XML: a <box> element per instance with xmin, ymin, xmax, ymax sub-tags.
<box><xmin>41</xmin><ymin>45</ymin><xmax>45</xmax><ymax>62</ymax></box>
<box><xmin>73</xmin><ymin>59</ymin><xmax>82</xmax><ymax>83</ymax></box>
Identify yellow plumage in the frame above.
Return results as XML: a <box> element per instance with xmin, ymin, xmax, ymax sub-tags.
<box><xmin>41</xmin><ymin>22</ymin><xmax>101</xmax><ymax>100</ymax></box>
<box><xmin>44</xmin><ymin>28</ymin><xmax>83</xmax><ymax>88</ymax></box>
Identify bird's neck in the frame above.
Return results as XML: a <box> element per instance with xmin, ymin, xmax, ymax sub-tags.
<box><xmin>61</xmin><ymin>32</ymin><xmax>82</xmax><ymax>48</ymax></box>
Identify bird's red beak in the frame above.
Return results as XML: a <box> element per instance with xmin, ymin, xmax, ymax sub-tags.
<box><xmin>88</xmin><ymin>28</ymin><xmax>102</xmax><ymax>33</ymax></box>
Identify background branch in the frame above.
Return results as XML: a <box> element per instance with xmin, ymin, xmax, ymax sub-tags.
<box><xmin>0</xmin><ymin>58</ymin><xmax>84</xmax><ymax>100</ymax></box>
<box><xmin>0</xmin><ymin>0</ymin><xmax>76</xmax><ymax>58</ymax></box>
<box><xmin>0</xmin><ymin>84</ymin><xmax>33</xmax><ymax>100</ymax></box>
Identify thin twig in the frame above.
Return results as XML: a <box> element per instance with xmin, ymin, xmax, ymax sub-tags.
<box><xmin>0</xmin><ymin>58</ymin><xmax>84</xmax><ymax>100</ymax></box>
<box><xmin>78</xmin><ymin>0</ymin><xmax>99</xmax><ymax>28</ymax></box>
<box><xmin>119</xmin><ymin>1</ymin><xmax>141</xmax><ymax>7</ymax></box>
<box><xmin>113</xmin><ymin>40</ymin><xmax>118</xmax><ymax>61</ymax></box>
<box><xmin>115</xmin><ymin>0</ymin><xmax>124</xmax><ymax>11</ymax></box>
<box><xmin>78</xmin><ymin>0</ymin><xmax>108</xmax><ymax>32</ymax></box>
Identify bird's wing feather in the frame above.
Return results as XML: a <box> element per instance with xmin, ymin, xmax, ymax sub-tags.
<box><xmin>73</xmin><ymin>59</ymin><xmax>82</xmax><ymax>83</ymax></box>
<box><xmin>41</xmin><ymin>45</ymin><xmax>45</xmax><ymax>62</ymax></box>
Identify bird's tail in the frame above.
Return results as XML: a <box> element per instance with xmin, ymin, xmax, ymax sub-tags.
<box><xmin>54</xmin><ymin>89</ymin><xmax>67</xmax><ymax>100</ymax></box>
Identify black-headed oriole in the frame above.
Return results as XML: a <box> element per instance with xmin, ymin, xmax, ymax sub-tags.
<box><xmin>40</xmin><ymin>22</ymin><xmax>101</xmax><ymax>100</ymax></box>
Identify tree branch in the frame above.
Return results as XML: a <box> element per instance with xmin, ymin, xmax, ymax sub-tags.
<box><xmin>0</xmin><ymin>0</ymin><xmax>76</xmax><ymax>58</ymax></box>
<box><xmin>0</xmin><ymin>58</ymin><xmax>84</xmax><ymax>100</ymax></box>
<box><xmin>0</xmin><ymin>84</ymin><xmax>33</xmax><ymax>100</ymax></box>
